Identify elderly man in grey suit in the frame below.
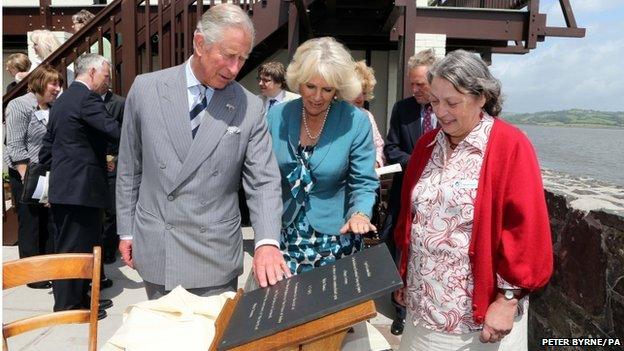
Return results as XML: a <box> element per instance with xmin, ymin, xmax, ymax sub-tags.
<box><xmin>116</xmin><ymin>4</ymin><xmax>290</xmax><ymax>299</ymax></box>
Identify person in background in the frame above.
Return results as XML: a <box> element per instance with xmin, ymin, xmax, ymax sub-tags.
<box><xmin>5</xmin><ymin>53</ymin><xmax>31</xmax><ymax>93</ymax></box>
<box><xmin>116</xmin><ymin>4</ymin><xmax>289</xmax><ymax>300</ymax></box>
<box><xmin>4</xmin><ymin>64</ymin><xmax>62</xmax><ymax>289</ymax></box>
<box><xmin>350</xmin><ymin>60</ymin><xmax>384</xmax><ymax>168</ymax></box>
<box><xmin>381</xmin><ymin>48</ymin><xmax>438</xmax><ymax>336</ymax></box>
<box><xmin>266</xmin><ymin>37</ymin><xmax>379</xmax><ymax>275</ymax></box>
<box><xmin>29</xmin><ymin>30</ymin><xmax>61</xmax><ymax>69</ymax></box>
<box><xmin>39</xmin><ymin>53</ymin><xmax>120</xmax><ymax>320</ymax></box>
<box><xmin>71</xmin><ymin>9</ymin><xmax>95</xmax><ymax>33</ymax></box>
<box><xmin>96</xmin><ymin>64</ymin><xmax>125</xmax><ymax>267</ymax></box>
<box><xmin>257</xmin><ymin>61</ymin><xmax>299</xmax><ymax>114</ymax></box>
<box><xmin>394</xmin><ymin>50</ymin><xmax>553</xmax><ymax>351</ymax></box>
<box><xmin>71</xmin><ymin>9</ymin><xmax>112</xmax><ymax>61</ymax></box>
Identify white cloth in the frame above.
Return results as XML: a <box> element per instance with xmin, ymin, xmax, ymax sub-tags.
<box><xmin>102</xmin><ymin>286</ymin><xmax>235</xmax><ymax>351</ymax></box>
<box><xmin>400</xmin><ymin>309</ymin><xmax>528</xmax><ymax>351</ymax></box>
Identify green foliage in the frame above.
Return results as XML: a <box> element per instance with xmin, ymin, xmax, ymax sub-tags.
<box><xmin>502</xmin><ymin>109</ymin><xmax>624</xmax><ymax>128</ymax></box>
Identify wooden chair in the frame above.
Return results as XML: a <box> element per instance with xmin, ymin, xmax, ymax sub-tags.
<box><xmin>2</xmin><ymin>247</ymin><xmax>102</xmax><ymax>351</ymax></box>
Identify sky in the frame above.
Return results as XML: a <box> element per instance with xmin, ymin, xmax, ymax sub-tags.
<box><xmin>490</xmin><ymin>0</ymin><xmax>624</xmax><ymax>113</ymax></box>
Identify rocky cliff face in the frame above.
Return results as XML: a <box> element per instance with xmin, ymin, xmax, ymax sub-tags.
<box><xmin>529</xmin><ymin>171</ymin><xmax>624</xmax><ymax>350</ymax></box>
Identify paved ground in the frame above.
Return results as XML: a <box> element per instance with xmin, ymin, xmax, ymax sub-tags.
<box><xmin>2</xmin><ymin>227</ymin><xmax>402</xmax><ymax>350</ymax></box>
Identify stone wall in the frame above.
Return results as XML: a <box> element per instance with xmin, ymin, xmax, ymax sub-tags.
<box><xmin>529</xmin><ymin>171</ymin><xmax>624</xmax><ymax>350</ymax></box>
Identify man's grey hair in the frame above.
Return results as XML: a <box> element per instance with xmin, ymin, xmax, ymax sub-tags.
<box><xmin>74</xmin><ymin>53</ymin><xmax>110</xmax><ymax>77</ymax></box>
<box><xmin>407</xmin><ymin>49</ymin><xmax>437</xmax><ymax>70</ymax></box>
<box><xmin>427</xmin><ymin>49</ymin><xmax>503</xmax><ymax>116</ymax></box>
<box><xmin>195</xmin><ymin>4</ymin><xmax>255</xmax><ymax>48</ymax></box>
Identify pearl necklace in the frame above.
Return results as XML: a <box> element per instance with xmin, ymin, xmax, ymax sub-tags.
<box><xmin>302</xmin><ymin>104</ymin><xmax>330</xmax><ymax>140</ymax></box>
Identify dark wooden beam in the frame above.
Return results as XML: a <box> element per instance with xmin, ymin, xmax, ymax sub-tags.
<box><xmin>402</xmin><ymin>0</ymin><xmax>416</xmax><ymax>99</ymax></box>
<box><xmin>120</xmin><ymin>0</ymin><xmax>137</xmax><ymax>95</ymax></box>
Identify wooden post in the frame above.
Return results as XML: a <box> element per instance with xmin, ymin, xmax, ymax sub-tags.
<box><xmin>120</xmin><ymin>0</ymin><xmax>138</xmax><ymax>95</ymax></box>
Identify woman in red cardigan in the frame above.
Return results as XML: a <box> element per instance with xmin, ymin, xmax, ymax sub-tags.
<box><xmin>394</xmin><ymin>50</ymin><xmax>553</xmax><ymax>351</ymax></box>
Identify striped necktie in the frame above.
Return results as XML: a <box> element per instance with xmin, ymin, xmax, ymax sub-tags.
<box><xmin>190</xmin><ymin>85</ymin><xmax>207</xmax><ymax>138</ymax></box>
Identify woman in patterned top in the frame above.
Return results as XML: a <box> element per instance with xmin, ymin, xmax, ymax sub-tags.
<box><xmin>394</xmin><ymin>50</ymin><xmax>553</xmax><ymax>350</ymax></box>
<box><xmin>4</xmin><ymin>64</ymin><xmax>63</xmax><ymax>289</ymax></box>
<box><xmin>266</xmin><ymin>37</ymin><xmax>379</xmax><ymax>275</ymax></box>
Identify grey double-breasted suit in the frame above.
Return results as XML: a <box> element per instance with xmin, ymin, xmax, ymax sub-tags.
<box><xmin>116</xmin><ymin>64</ymin><xmax>282</xmax><ymax>290</ymax></box>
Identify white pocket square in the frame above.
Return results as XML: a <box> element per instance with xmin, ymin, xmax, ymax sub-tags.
<box><xmin>226</xmin><ymin>126</ymin><xmax>241</xmax><ymax>135</ymax></box>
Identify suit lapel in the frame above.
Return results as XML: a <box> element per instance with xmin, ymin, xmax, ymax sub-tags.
<box><xmin>172</xmin><ymin>84</ymin><xmax>237</xmax><ymax>189</ymax></box>
<box><xmin>408</xmin><ymin>100</ymin><xmax>422</xmax><ymax>149</ymax></box>
<box><xmin>287</xmin><ymin>99</ymin><xmax>302</xmax><ymax>155</ymax></box>
<box><xmin>157</xmin><ymin>65</ymin><xmax>192</xmax><ymax>163</ymax></box>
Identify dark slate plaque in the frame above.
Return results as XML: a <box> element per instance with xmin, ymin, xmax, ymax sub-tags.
<box><xmin>218</xmin><ymin>244</ymin><xmax>403</xmax><ymax>350</ymax></box>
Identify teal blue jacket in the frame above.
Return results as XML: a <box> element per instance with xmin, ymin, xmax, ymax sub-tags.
<box><xmin>267</xmin><ymin>98</ymin><xmax>379</xmax><ymax>235</ymax></box>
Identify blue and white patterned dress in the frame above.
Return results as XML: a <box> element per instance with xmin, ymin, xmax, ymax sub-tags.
<box><xmin>281</xmin><ymin>144</ymin><xmax>362</xmax><ymax>275</ymax></box>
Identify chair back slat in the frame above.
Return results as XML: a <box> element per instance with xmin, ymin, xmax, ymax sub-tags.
<box><xmin>2</xmin><ymin>247</ymin><xmax>101</xmax><ymax>351</ymax></box>
<box><xmin>3</xmin><ymin>310</ymin><xmax>91</xmax><ymax>339</ymax></box>
<box><xmin>3</xmin><ymin>254</ymin><xmax>94</xmax><ymax>289</ymax></box>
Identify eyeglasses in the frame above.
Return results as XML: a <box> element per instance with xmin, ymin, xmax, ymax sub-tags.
<box><xmin>257</xmin><ymin>77</ymin><xmax>273</xmax><ymax>84</ymax></box>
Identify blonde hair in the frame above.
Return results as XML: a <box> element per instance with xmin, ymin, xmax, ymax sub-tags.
<box><xmin>354</xmin><ymin>60</ymin><xmax>376</xmax><ymax>101</ymax></box>
<box><xmin>30</xmin><ymin>30</ymin><xmax>61</xmax><ymax>60</ymax></box>
<box><xmin>286</xmin><ymin>37</ymin><xmax>361</xmax><ymax>101</ymax></box>
<box><xmin>5</xmin><ymin>53</ymin><xmax>31</xmax><ymax>73</ymax></box>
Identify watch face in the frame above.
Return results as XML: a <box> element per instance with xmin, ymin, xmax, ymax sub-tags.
<box><xmin>505</xmin><ymin>290</ymin><xmax>515</xmax><ymax>300</ymax></box>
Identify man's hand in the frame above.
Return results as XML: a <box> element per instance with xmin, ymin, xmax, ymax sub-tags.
<box><xmin>253</xmin><ymin>245</ymin><xmax>292</xmax><ymax>288</ymax></box>
<box><xmin>119</xmin><ymin>239</ymin><xmax>134</xmax><ymax>269</ymax></box>
<box><xmin>340</xmin><ymin>213</ymin><xmax>377</xmax><ymax>235</ymax></box>
<box><xmin>16</xmin><ymin>164</ymin><xmax>27</xmax><ymax>181</ymax></box>
<box><xmin>393</xmin><ymin>287</ymin><xmax>406</xmax><ymax>306</ymax></box>
<box><xmin>479</xmin><ymin>292</ymin><xmax>518</xmax><ymax>343</ymax></box>
<box><xmin>106</xmin><ymin>160</ymin><xmax>116</xmax><ymax>172</ymax></box>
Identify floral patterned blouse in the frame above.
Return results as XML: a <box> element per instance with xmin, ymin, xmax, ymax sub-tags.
<box><xmin>405</xmin><ymin>113</ymin><xmax>526</xmax><ymax>334</ymax></box>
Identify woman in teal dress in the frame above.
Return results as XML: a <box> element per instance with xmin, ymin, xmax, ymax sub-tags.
<box><xmin>266</xmin><ymin>37</ymin><xmax>379</xmax><ymax>274</ymax></box>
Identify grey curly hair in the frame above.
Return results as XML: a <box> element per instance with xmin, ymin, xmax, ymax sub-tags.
<box><xmin>427</xmin><ymin>49</ymin><xmax>503</xmax><ymax>116</ymax></box>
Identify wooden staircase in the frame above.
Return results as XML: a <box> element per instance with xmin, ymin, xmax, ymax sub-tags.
<box><xmin>2</xmin><ymin>0</ymin><xmax>295</xmax><ymax>107</ymax></box>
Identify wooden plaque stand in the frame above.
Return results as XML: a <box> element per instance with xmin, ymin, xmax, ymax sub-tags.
<box><xmin>209</xmin><ymin>289</ymin><xmax>377</xmax><ymax>351</ymax></box>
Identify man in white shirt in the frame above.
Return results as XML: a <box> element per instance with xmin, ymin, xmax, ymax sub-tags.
<box><xmin>257</xmin><ymin>61</ymin><xmax>299</xmax><ymax>115</ymax></box>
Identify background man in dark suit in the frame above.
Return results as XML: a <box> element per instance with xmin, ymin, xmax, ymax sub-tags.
<box><xmin>39</xmin><ymin>53</ymin><xmax>120</xmax><ymax>319</ymax></box>
<box><xmin>382</xmin><ymin>48</ymin><xmax>437</xmax><ymax>335</ymax></box>
<box><xmin>101</xmin><ymin>86</ymin><xmax>125</xmax><ymax>265</ymax></box>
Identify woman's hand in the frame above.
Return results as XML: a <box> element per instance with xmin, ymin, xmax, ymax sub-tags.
<box><xmin>340</xmin><ymin>213</ymin><xmax>377</xmax><ymax>235</ymax></box>
<box><xmin>393</xmin><ymin>287</ymin><xmax>406</xmax><ymax>306</ymax></box>
<box><xmin>479</xmin><ymin>292</ymin><xmax>518</xmax><ymax>343</ymax></box>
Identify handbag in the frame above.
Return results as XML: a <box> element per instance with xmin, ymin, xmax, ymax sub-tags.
<box><xmin>20</xmin><ymin>162</ymin><xmax>50</xmax><ymax>204</ymax></box>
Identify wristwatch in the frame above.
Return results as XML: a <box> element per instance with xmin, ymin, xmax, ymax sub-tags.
<box><xmin>500</xmin><ymin>289</ymin><xmax>521</xmax><ymax>300</ymax></box>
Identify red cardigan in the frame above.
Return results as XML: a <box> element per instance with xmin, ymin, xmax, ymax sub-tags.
<box><xmin>394</xmin><ymin>118</ymin><xmax>553</xmax><ymax>325</ymax></box>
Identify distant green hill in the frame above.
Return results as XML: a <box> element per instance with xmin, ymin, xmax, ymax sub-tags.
<box><xmin>502</xmin><ymin>109</ymin><xmax>624</xmax><ymax>129</ymax></box>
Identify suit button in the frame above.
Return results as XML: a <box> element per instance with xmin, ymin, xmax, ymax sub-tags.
<box><xmin>165</xmin><ymin>224</ymin><xmax>172</xmax><ymax>230</ymax></box>
<box><xmin>200</xmin><ymin>226</ymin><xmax>206</xmax><ymax>233</ymax></box>
<box><xmin>167</xmin><ymin>195</ymin><xmax>174</xmax><ymax>201</ymax></box>
<box><xmin>160</xmin><ymin>163</ymin><xmax>166</xmax><ymax>169</ymax></box>
<box><xmin>201</xmin><ymin>200</ymin><xmax>208</xmax><ymax>206</ymax></box>
<box><xmin>212</xmin><ymin>170</ymin><xmax>218</xmax><ymax>176</ymax></box>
